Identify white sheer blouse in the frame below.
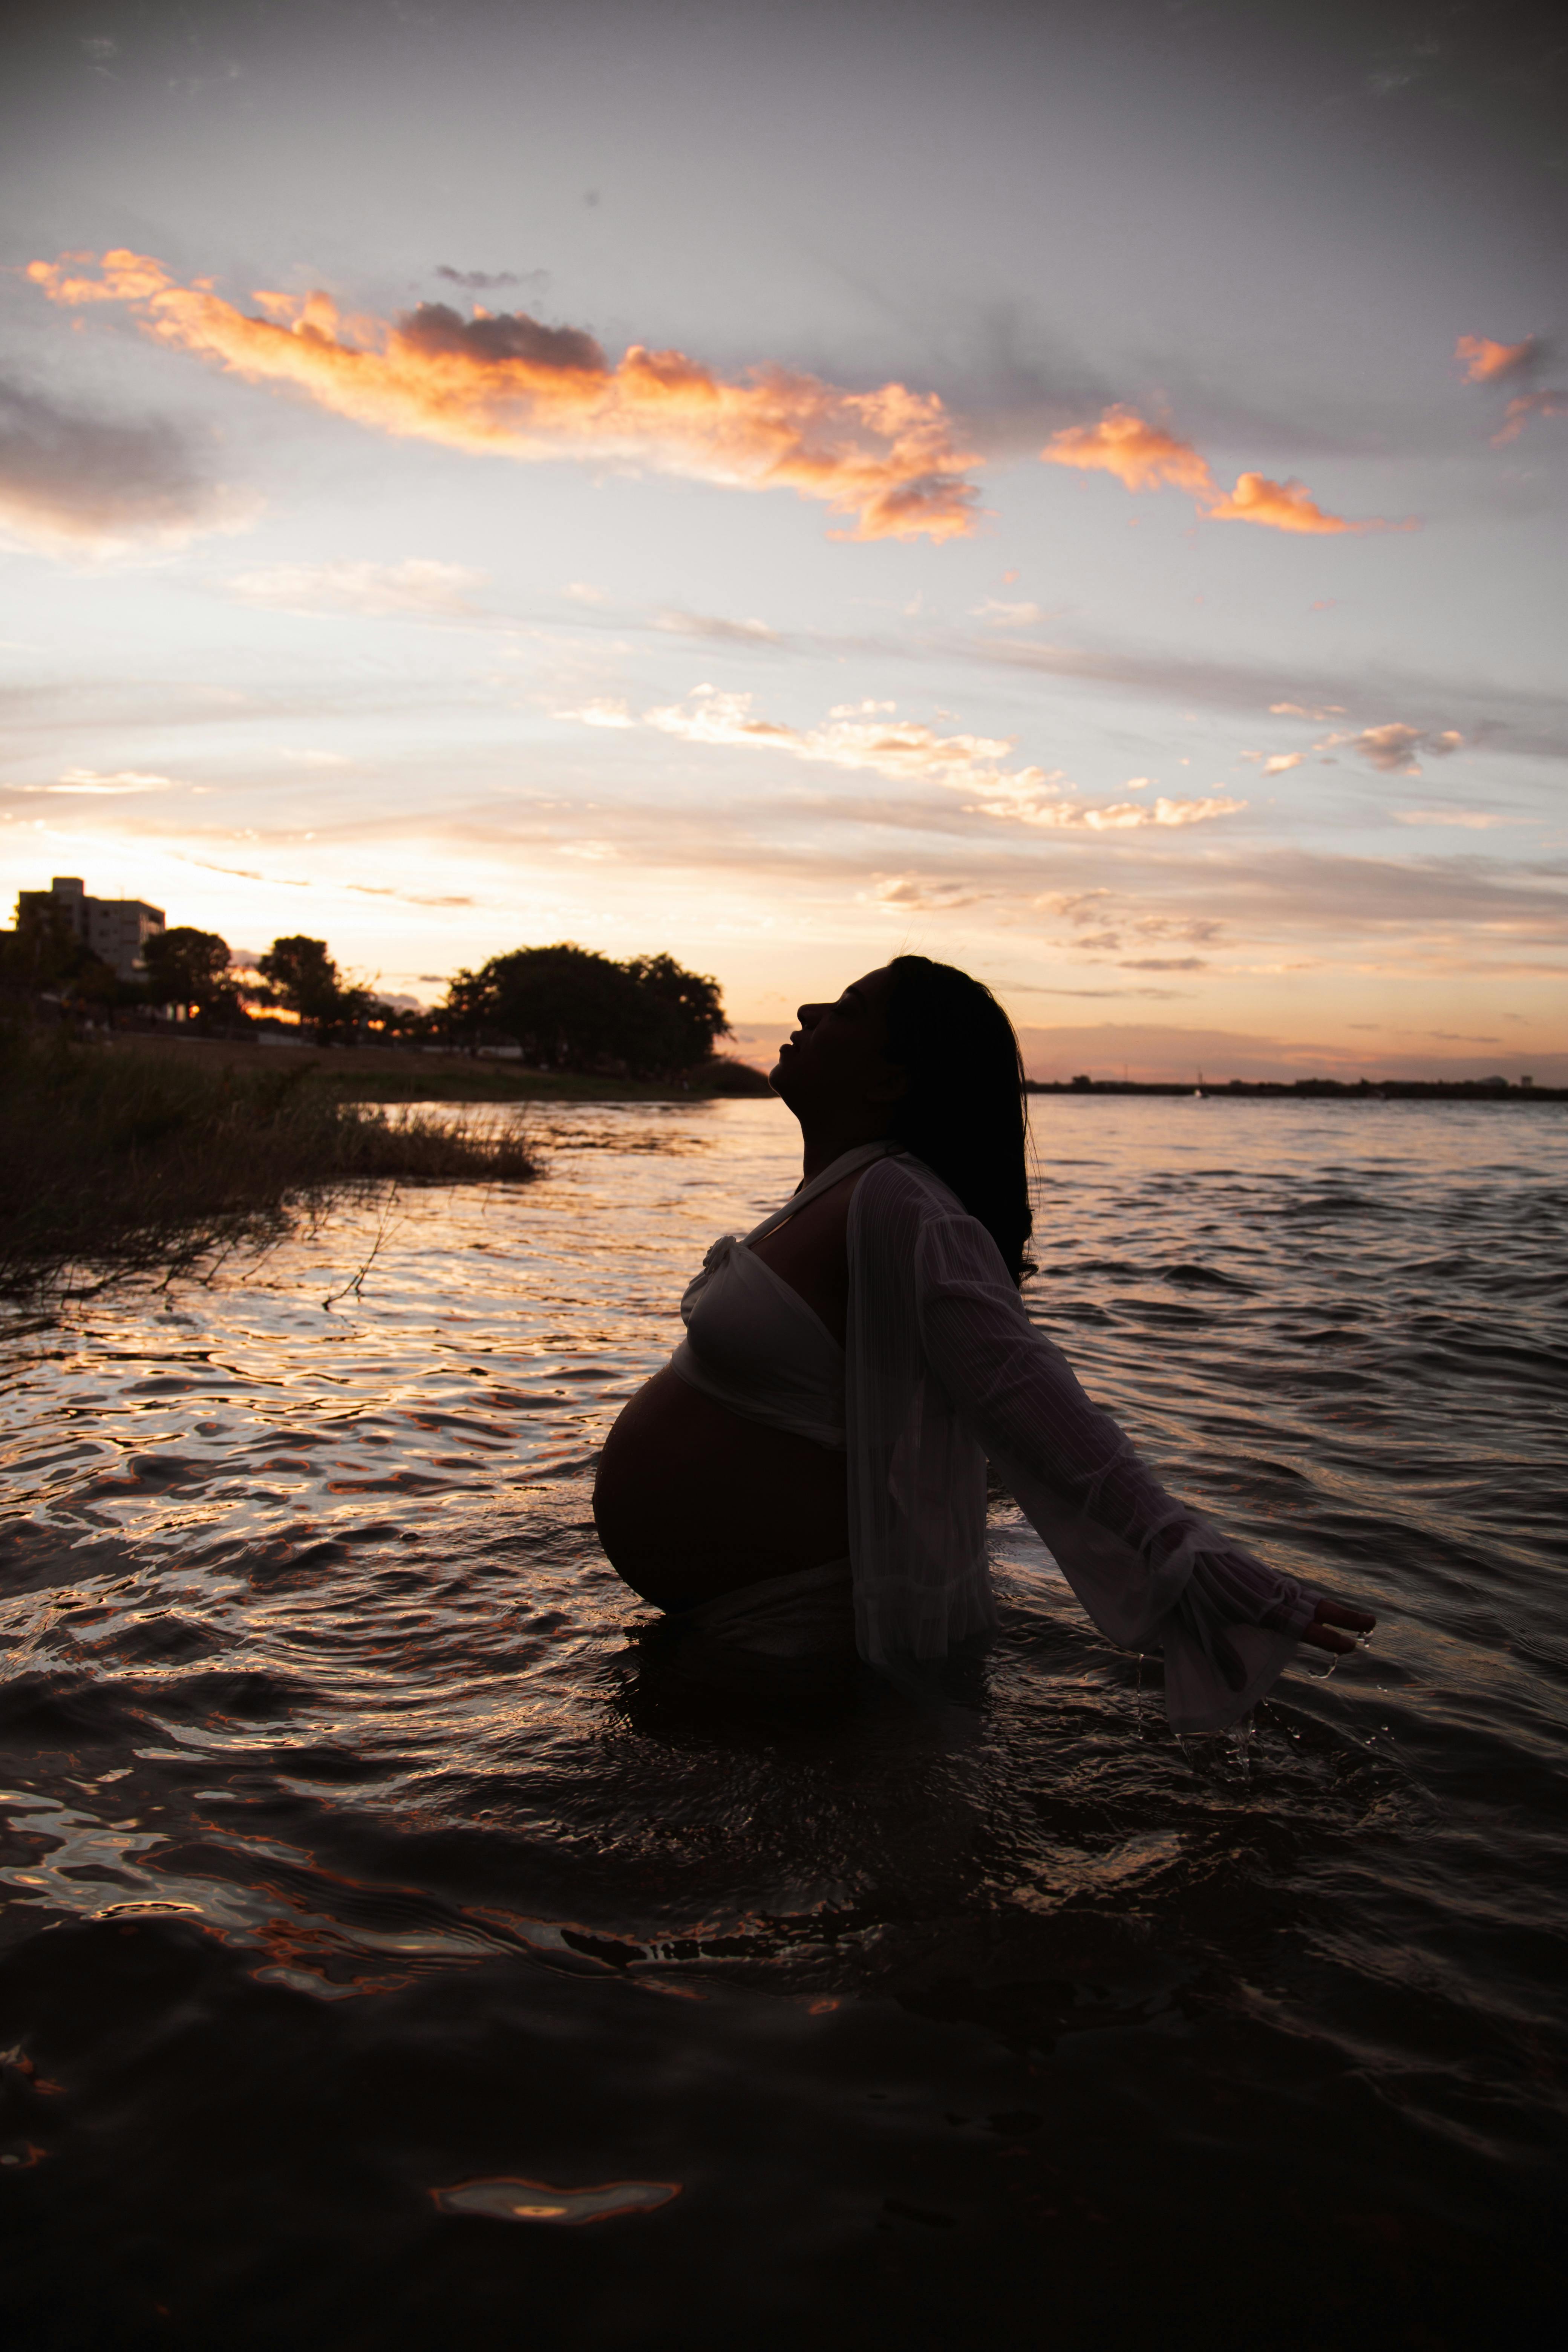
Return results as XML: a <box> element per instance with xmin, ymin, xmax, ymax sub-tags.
<box><xmin>846</xmin><ymin>1149</ymin><xmax>1318</xmax><ymax>1735</ymax></box>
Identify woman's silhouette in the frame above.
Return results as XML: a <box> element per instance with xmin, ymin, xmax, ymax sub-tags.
<box><xmin>593</xmin><ymin>956</ymin><xmax>1373</xmax><ymax>1728</ymax></box>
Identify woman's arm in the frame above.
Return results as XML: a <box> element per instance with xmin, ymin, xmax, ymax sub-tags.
<box><xmin>915</xmin><ymin>1213</ymin><xmax>1373</xmax><ymax>1730</ymax></box>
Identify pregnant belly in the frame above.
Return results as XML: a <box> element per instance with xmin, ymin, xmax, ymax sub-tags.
<box><xmin>592</xmin><ymin>1366</ymin><xmax>848</xmax><ymax>1606</ymax></box>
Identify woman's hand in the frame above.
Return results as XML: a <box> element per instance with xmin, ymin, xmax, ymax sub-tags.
<box><xmin>1301</xmin><ymin>1597</ymin><xmax>1377</xmax><ymax>1657</ymax></box>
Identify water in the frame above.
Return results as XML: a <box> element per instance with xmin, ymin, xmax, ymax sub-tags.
<box><xmin>2</xmin><ymin>1096</ymin><xmax>1564</xmax><ymax>2349</ymax></box>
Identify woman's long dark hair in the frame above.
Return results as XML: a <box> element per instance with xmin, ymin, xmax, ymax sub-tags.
<box><xmin>882</xmin><ymin>955</ymin><xmax>1034</xmax><ymax>1284</ymax></box>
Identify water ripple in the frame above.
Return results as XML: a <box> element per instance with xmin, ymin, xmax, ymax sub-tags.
<box><xmin>1</xmin><ymin>1097</ymin><xmax>1563</xmax><ymax>2346</ymax></box>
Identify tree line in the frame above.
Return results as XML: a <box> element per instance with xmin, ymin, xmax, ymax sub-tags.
<box><xmin>3</xmin><ymin>901</ymin><xmax>733</xmax><ymax>1081</ymax></box>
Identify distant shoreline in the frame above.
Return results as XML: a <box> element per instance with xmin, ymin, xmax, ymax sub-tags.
<box><xmin>95</xmin><ymin>1034</ymin><xmax>1564</xmax><ymax>1104</ymax></box>
<box><xmin>1025</xmin><ymin>1078</ymin><xmax>1566</xmax><ymax>1102</ymax></box>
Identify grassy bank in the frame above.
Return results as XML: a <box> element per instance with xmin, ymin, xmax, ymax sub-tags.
<box><xmin>98</xmin><ymin>1031</ymin><xmax>777</xmax><ymax>1104</ymax></box>
<box><xmin>1</xmin><ymin>1026</ymin><xmax>538</xmax><ymax>1293</ymax></box>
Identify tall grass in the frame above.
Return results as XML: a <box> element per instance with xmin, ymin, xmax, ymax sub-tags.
<box><xmin>1</xmin><ymin>1026</ymin><xmax>537</xmax><ymax>1293</ymax></box>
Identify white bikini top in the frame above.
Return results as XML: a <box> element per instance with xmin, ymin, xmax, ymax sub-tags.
<box><xmin>668</xmin><ymin>1143</ymin><xmax>893</xmax><ymax>1451</ymax></box>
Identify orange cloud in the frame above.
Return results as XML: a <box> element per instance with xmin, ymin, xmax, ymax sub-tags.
<box><xmin>1492</xmin><ymin>388</ymin><xmax>1568</xmax><ymax>446</ymax></box>
<box><xmin>1452</xmin><ymin>334</ymin><xmax>1565</xmax><ymax>446</ymax></box>
<box><xmin>1206</xmin><ymin>471</ymin><xmax>1383</xmax><ymax>535</ymax></box>
<box><xmin>1036</xmin><ymin>407</ymin><xmax>1212</xmax><ymax>496</ymax></box>
<box><xmin>27</xmin><ymin>249</ymin><xmax>980</xmax><ymax>543</ymax></box>
<box><xmin>1455</xmin><ymin>334</ymin><xmax>1537</xmax><ymax>384</ymax></box>
<box><xmin>1040</xmin><ymin>405</ymin><xmax>1405</xmax><ymax>535</ymax></box>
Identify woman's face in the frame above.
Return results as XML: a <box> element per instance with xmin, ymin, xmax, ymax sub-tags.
<box><xmin>770</xmin><ymin>968</ymin><xmax>906</xmax><ymax>1123</ymax></box>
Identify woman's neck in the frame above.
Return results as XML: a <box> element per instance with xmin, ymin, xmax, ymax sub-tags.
<box><xmin>797</xmin><ymin>1118</ymin><xmax>893</xmax><ymax>1185</ymax></box>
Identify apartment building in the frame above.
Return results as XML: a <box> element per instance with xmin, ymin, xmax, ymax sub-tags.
<box><xmin>16</xmin><ymin>875</ymin><xmax>165</xmax><ymax>982</ymax></box>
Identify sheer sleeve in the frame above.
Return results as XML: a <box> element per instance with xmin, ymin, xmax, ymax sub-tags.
<box><xmin>914</xmin><ymin>1210</ymin><xmax>1319</xmax><ymax>1733</ymax></box>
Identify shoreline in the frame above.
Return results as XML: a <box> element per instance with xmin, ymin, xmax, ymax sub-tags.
<box><xmin>94</xmin><ymin>1030</ymin><xmax>776</xmax><ymax>1103</ymax></box>
<box><xmin>1026</xmin><ymin>1077</ymin><xmax>1565</xmax><ymax>1102</ymax></box>
<box><xmin>2</xmin><ymin>1027</ymin><xmax>541</xmax><ymax>1295</ymax></box>
<box><xmin>95</xmin><ymin>1035</ymin><xmax>1565</xmax><ymax>1105</ymax></box>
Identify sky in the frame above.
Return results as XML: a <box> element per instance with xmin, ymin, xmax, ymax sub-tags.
<box><xmin>2</xmin><ymin>0</ymin><xmax>1564</xmax><ymax>1081</ymax></box>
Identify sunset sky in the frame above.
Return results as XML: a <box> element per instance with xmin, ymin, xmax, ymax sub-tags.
<box><xmin>3</xmin><ymin>0</ymin><xmax>1564</xmax><ymax>1080</ymax></box>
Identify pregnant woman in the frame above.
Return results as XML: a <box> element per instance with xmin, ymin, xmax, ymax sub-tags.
<box><xmin>592</xmin><ymin>956</ymin><xmax>1374</xmax><ymax>1730</ymax></box>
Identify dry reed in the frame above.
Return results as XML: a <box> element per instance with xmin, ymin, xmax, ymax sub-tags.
<box><xmin>0</xmin><ymin>1026</ymin><xmax>537</xmax><ymax>1294</ymax></box>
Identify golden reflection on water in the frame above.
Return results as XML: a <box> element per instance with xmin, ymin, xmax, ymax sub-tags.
<box><xmin>0</xmin><ymin>1095</ymin><xmax>1563</xmax><ymax>2191</ymax></box>
<box><xmin>430</xmin><ymin>2175</ymin><xmax>682</xmax><ymax>2225</ymax></box>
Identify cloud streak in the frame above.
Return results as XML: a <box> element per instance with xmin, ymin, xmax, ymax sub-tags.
<box><xmin>616</xmin><ymin>686</ymin><xmax>1247</xmax><ymax>831</ymax></box>
<box><xmin>42</xmin><ymin>760</ymin><xmax>1560</xmax><ymax>990</ymax></box>
<box><xmin>29</xmin><ymin>250</ymin><xmax>981</xmax><ymax>544</ymax></box>
<box><xmin>1317</xmin><ymin>722</ymin><xmax>1464</xmax><ymax>775</ymax></box>
<box><xmin>963</xmin><ymin>633</ymin><xmax>1568</xmax><ymax>761</ymax></box>
<box><xmin>1039</xmin><ymin>404</ymin><xmax>1407</xmax><ymax>534</ymax></box>
<box><xmin>1394</xmin><ymin>810</ymin><xmax>1513</xmax><ymax>830</ymax></box>
<box><xmin>228</xmin><ymin>558</ymin><xmax>486</xmax><ymax>618</ymax></box>
<box><xmin>869</xmin><ymin>875</ymin><xmax>989</xmax><ymax>911</ymax></box>
<box><xmin>435</xmin><ymin>265</ymin><xmax>539</xmax><ymax>294</ymax></box>
<box><xmin>17</xmin><ymin>768</ymin><xmax>178</xmax><ymax>795</ymax></box>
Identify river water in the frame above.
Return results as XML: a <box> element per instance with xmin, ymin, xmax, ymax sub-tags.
<box><xmin>1</xmin><ymin>1096</ymin><xmax>1563</xmax><ymax>2349</ymax></box>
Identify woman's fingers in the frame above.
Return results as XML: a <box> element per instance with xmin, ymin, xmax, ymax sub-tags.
<box><xmin>1315</xmin><ymin>1597</ymin><xmax>1376</xmax><ymax>1633</ymax></box>
<box><xmin>1301</xmin><ymin>1622</ymin><xmax>1358</xmax><ymax>1656</ymax></box>
<box><xmin>1300</xmin><ymin>1597</ymin><xmax>1377</xmax><ymax>1657</ymax></box>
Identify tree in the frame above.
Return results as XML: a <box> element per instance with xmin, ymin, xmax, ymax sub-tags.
<box><xmin>256</xmin><ymin>936</ymin><xmax>342</xmax><ymax>1023</ymax></box>
<box><xmin>452</xmin><ymin>944</ymin><xmax>649</xmax><ymax>1069</ymax></box>
<box><xmin>251</xmin><ymin>935</ymin><xmax>383</xmax><ymax>1043</ymax></box>
<box><xmin>142</xmin><ymin>926</ymin><xmax>234</xmax><ymax>1013</ymax></box>
<box><xmin>445</xmin><ymin>943</ymin><xmax>730</xmax><ymax>1076</ymax></box>
<box><xmin>622</xmin><ymin>952</ymin><xmax>730</xmax><ymax>1069</ymax></box>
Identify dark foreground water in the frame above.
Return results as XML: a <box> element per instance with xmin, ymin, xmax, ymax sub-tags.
<box><xmin>2</xmin><ymin>1097</ymin><xmax>1564</xmax><ymax>2350</ymax></box>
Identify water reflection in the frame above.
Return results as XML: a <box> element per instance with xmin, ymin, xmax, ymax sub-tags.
<box><xmin>432</xmin><ymin>2175</ymin><xmax>682</xmax><ymax>2225</ymax></box>
<box><xmin>0</xmin><ymin>1097</ymin><xmax>1563</xmax><ymax>2345</ymax></box>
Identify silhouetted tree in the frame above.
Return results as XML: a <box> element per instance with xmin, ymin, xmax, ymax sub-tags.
<box><xmin>252</xmin><ymin>936</ymin><xmax>386</xmax><ymax>1043</ymax></box>
<box><xmin>446</xmin><ymin>943</ymin><xmax>730</xmax><ymax>1076</ymax></box>
<box><xmin>257</xmin><ymin>936</ymin><xmax>342</xmax><ymax>1023</ymax></box>
<box><xmin>622</xmin><ymin>953</ymin><xmax>730</xmax><ymax>1070</ymax></box>
<box><xmin>142</xmin><ymin>927</ymin><xmax>236</xmax><ymax>1016</ymax></box>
